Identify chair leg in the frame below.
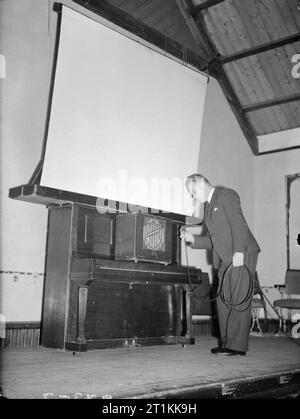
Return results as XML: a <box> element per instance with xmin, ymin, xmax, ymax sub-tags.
<box><xmin>274</xmin><ymin>308</ymin><xmax>286</xmax><ymax>336</ymax></box>
<box><xmin>263</xmin><ymin>306</ymin><xmax>268</xmax><ymax>332</ymax></box>
<box><xmin>250</xmin><ymin>309</ymin><xmax>255</xmax><ymax>332</ymax></box>
<box><xmin>251</xmin><ymin>308</ymin><xmax>263</xmax><ymax>335</ymax></box>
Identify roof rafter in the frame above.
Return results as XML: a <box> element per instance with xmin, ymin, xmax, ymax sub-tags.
<box><xmin>220</xmin><ymin>33</ymin><xmax>300</xmax><ymax>64</ymax></box>
<box><xmin>176</xmin><ymin>0</ymin><xmax>259</xmax><ymax>155</ymax></box>
<box><xmin>190</xmin><ymin>0</ymin><xmax>226</xmax><ymax>17</ymax></box>
<box><xmin>243</xmin><ymin>93</ymin><xmax>300</xmax><ymax>113</ymax></box>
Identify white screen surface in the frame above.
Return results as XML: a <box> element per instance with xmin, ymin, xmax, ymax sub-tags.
<box><xmin>41</xmin><ymin>6</ymin><xmax>208</xmax><ymax>215</ymax></box>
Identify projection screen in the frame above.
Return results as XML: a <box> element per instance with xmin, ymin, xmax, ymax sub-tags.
<box><xmin>40</xmin><ymin>6</ymin><xmax>208</xmax><ymax>215</ymax></box>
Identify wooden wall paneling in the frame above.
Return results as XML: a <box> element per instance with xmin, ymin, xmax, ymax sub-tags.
<box><xmin>33</xmin><ymin>329</ymin><xmax>41</xmax><ymax>347</ymax></box>
<box><xmin>4</xmin><ymin>327</ymin><xmax>39</xmax><ymax>349</ymax></box>
<box><xmin>25</xmin><ymin>329</ymin><xmax>32</xmax><ymax>347</ymax></box>
<box><xmin>11</xmin><ymin>328</ymin><xmax>18</xmax><ymax>348</ymax></box>
<box><xmin>19</xmin><ymin>330</ymin><xmax>25</xmax><ymax>348</ymax></box>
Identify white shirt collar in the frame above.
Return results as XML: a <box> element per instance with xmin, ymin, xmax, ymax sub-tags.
<box><xmin>207</xmin><ymin>187</ymin><xmax>215</xmax><ymax>203</ymax></box>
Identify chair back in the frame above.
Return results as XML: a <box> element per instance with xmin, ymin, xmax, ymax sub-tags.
<box><xmin>285</xmin><ymin>269</ymin><xmax>300</xmax><ymax>295</ymax></box>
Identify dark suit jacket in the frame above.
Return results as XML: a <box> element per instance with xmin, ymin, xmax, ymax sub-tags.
<box><xmin>192</xmin><ymin>187</ymin><xmax>260</xmax><ymax>268</ymax></box>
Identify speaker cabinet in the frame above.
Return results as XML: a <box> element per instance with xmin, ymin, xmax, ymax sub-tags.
<box><xmin>115</xmin><ymin>213</ymin><xmax>172</xmax><ymax>264</ymax></box>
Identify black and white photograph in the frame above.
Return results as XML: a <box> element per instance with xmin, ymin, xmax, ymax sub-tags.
<box><xmin>0</xmin><ymin>0</ymin><xmax>300</xmax><ymax>403</ymax></box>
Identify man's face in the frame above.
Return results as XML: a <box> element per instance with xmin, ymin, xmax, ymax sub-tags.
<box><xmin>186</xmin><ymin>178</ymin><xmax>207</xmax><ymax>204</ymax></box>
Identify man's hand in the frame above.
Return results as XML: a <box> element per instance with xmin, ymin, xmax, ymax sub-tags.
<box><xmin>232</xmin><ymin>252</ymin><xmax>244</xmax><ymax>267</ymax></box>
<box><xmin>180</xmin><ymin>229</ymin><xmax>195</xmax><ymax>245</ymax></box>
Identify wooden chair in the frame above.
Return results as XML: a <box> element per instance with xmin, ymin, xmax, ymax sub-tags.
<box><xmin>273</xmin><ymin>269</ymin><xmax>300</xmax><ymax>334</ymax></box>
<box><xmin>250</xmin><ymin>273</ymin><xmax>267</xmax><ymax>335</ymax></box>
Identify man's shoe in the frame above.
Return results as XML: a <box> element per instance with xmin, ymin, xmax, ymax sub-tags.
<box><xmin>211</xmin><ymin>346</ymin><xmax>224</xmax><ymax>354</ymax></box>
<box><xmin>211</xmin><ymin>347</ymin><xmax>246</xmax><ymax>356</ymax></box>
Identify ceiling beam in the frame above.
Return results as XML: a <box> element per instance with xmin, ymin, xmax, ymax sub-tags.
<box><xmin>190</xmin><ymin>0</ymin><xmax>226</xmax><ymax>17</ymax></box>
<box><xmin>175</xmin><ymin>0</ymin><xmax>212</xmax><ymax>59</ymax></box>
<box><xmin>72</xmin><ymin>0</ymin><xmax>207</xmax><ymax>70</ymax></box>
<box><xmin>258</xmin><ymin>145</ymin><xmax>300</xmax><ymax>156</ymax></box>
<box><xmin>220</xmin><ymin>33</ymin><xmax>300</xmax><ymax>64</ymax></box>
<box><xmin>243</xmin><ymin>93</ymin><xmax>300</xmax><ymax>113</ymax></box>
<box><xmin>177</xmin><ymin>0</ymin><xmax>259</xmax><ymax>155</ymax></box>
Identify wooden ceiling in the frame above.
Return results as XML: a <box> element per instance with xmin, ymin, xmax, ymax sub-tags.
<box><xmin>73</xmin><ymin>0</ymin><xmax>300</xmax><ymax>155</ymax></box>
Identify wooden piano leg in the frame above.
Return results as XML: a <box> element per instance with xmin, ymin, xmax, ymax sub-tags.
<box><xmin>177</xmin><ymin>285</ymin><xmax>195</xmax><ymax>346</ymax></box>
<box><xmin>175</xmin><ymin>285</ymin><xmax>183</xmax><ymax>338</ymax></box>
<box><xmin>184</xmin><ymin>288</ymin><xmax>193</xmax><ymax>342</ymax></box>
<box><xmin>66</xmin><ymin>286</ymin><xmax>88</xmax><ymax>353</ymax></box>
<box><xmin>76</xmin><ymin>286</ymin><xmax>88</xmax><ymax>345</ymax></box>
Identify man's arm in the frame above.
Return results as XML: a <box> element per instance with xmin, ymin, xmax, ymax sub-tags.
<box><xmin>180</xmin><ymin>229</ymin><xmax>213</xmax><ymax>249</ymax></box>
<box><xmin>220</xmin><ymin>189</ymin><xmax>248</xmax><ymax>253</ymax></box>
<box><xmin>191</xmin><ymin>234</ymin><xmax>213</xmax><ymax>249</ymax></box>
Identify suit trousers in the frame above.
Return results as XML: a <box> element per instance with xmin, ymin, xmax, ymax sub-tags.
<box><xmin>216</xmin><ymin>252</ymin><xmax>259</xmax><ymax>352</ymax></box>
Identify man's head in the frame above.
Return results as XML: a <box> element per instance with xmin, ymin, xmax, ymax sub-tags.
<box><xmin>185</xmin><ymin>173</ymin><xmax>212</xmax><ymax>204</ymax></box>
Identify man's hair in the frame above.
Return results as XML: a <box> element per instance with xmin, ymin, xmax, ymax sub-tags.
<box><xmin>185</xmin><ymin>173</ymin><xmax>211</xmax><ymax>188</ymax></box>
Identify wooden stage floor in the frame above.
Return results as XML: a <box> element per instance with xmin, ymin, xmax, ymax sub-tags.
<box><xmin>1</xmin><ymin>335</ymin><xmax>299</xmax><ymax>399</ymax></box>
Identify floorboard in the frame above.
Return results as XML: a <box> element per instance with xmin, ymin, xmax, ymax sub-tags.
<box><xmin>1</xmin><ymin>335</ymin><xmax>299</xmax><ymax>399</ymax></box>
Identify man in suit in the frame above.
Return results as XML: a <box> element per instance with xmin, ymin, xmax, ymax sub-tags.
<box><xmin>181</xmin><ymin>174</ymin><xmax>260</xmax><ymax>356</ymax></box>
